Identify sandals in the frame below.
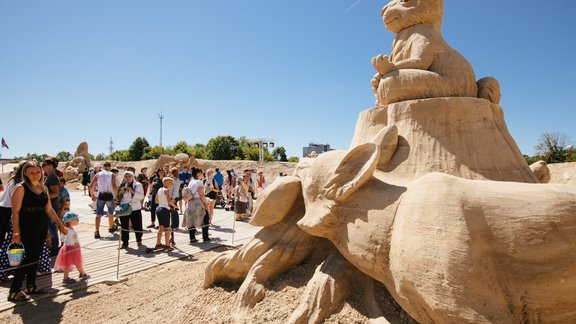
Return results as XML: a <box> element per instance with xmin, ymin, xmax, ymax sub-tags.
<box><xmin>7</xmin><ymin>291</ymin><xmax>30</xmax><ymax>302</ymax></box>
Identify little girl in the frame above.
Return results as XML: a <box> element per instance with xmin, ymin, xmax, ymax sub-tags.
<box><xmin>54</xmin><ymin>212</ymin><xmax>90</xmax><ymax>283</ymax></box>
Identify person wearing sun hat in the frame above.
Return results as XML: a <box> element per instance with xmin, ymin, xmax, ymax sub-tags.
<box><xmin>54</xmin><ymin>212</ymin><xmax>89</xmax><ymax>284</ymax></box>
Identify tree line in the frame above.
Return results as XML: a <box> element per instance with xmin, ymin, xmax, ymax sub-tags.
<box><xmin>13</xmin><ymin>136</ymin><xmax>299</xmax><ymax>163</ymax></box>
<box><xmin>17</xmin><ymin>132</ymin><xmax>572</xmax><ymax>166</ymax></box>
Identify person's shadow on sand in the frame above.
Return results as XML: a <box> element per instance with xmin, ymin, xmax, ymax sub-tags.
<box><xmin>11</xmin><ymin>280</ymin><xmax>96</xmax><ymax>324</ymax></box>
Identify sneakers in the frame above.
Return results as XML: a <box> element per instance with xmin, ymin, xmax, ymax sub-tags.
<box><xmin>94</xmin><ymin>231</ymin><xmax>101</xmax><ymax>239</ymax></box>
<box><xmin>118</xmin><ymin>244</ymin><xmax>128</xmax><ymax>250</ymax></box>
<box><xmin>190</xmin><ymin>238</ymin><xmax>198</xmax><ymax>243</ymax></box>
<box><xmin>203</xmin><ymin>237</ymin><xmax>212</xmax><ymax>242</ymax></box>
<box><xmin>79</xmin><ymin>273</ymin><xmax>90</xmax><ymax>280</ymax></box>
<box><xmin>62</xmin><ymin>277</ymin><xmax>77</xmax><ymax>284</ymax></box>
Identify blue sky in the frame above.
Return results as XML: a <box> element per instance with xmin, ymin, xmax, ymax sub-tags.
<box><xmin>1</xmin><ymin>0</ymin><xmax>575</xmax><ymax>159</ymax></box>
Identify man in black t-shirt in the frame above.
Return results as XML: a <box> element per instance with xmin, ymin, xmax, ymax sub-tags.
<box><xmin>43</xmin><ymin>158</ymin><xmax>61</xmax><ymax>256</ymax></box>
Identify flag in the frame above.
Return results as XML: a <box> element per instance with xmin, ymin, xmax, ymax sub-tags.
<box><xmin>1</xmin><ymin>137</ymin><xmax>8</xmax><ymax>149</ymax></box>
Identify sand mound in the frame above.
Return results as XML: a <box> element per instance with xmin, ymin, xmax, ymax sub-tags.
<box><xmin>547</xmin><ymin>162</ymin><xmax>576</xmax><ymax>184</ymax></box>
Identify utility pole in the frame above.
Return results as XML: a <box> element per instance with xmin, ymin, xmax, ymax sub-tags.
<box><xmin>109</xmin><ymin>137</ymin><xmax>114</xmax><ymax>156</ymax></box>
<box><xmin>249</xmin><ymin>138</ymin><xmax>275</xmax><ymax>163</ymax></box>
<box><xmin>158</xmin><ymin>113</ymin><xmax>164</xmax><ymax>152</ymax></box>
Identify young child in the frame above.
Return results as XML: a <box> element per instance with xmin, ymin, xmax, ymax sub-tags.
<box><xmin>54</xmin><ymin>212</ymin><xmax>90</xmax><ymax>283</ymax></box>
<box><xmin>155</xmin><ymin>177</ymin><xmax>178</xmax><ymax>250</ymax></box>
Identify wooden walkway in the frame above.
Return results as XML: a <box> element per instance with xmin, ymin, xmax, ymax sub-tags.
<box><xmin>0</xmin><ymin>191</ymin><xmax>260</xmax><ymax>311</ymax></box>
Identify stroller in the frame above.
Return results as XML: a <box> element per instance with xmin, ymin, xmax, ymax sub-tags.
<box><xmin>143</xmin><ymin>194</ymin><xmax>151</xmax><ymax>211</ymax></box>
<box><xmin>224</xmin><ymin>194</ymin><xmax>235</xmax><ymax>211</ymax></box>
<box><xmin>215</xmin><ymin>191</ymin><xmax>226</xmax><ymax>209</ymax></box>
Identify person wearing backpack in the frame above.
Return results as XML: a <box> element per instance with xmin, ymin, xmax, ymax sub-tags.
<box><xmin>89</xmin><ymin>162</ymin><xmax>118</xmax><ymax>239</ymax></box>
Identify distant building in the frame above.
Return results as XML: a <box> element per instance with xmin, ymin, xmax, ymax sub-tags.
<box><xmin>303</xmin><ymin>143</ymin><xmax>332</xmax><ymax>157</ymax></box>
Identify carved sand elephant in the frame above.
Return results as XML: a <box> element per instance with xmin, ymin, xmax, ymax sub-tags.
<box><xmin>296</xmin><ymin>142</ymin><xmax>576</xmax><ymax>323</ymax></box>
<box><xmin>371</xmin><ymin>0</ymin><xmax>501</xmax><ymax>106</ymax></box>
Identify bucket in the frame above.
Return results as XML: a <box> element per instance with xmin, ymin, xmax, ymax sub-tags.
<box><xmin>7</xmin><ymin>242</ymin><xmax>25</xmax><ymax>267</ymax></box>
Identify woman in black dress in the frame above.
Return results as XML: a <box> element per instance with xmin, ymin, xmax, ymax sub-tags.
<box><xmin>8</xmin><ymin>161</ymin><xmax>67</xmax><ymax>302</ymax></box>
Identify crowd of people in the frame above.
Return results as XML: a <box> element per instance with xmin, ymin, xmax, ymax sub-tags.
<box><xmin>0</xmin><ymin>158</ymin><xmax>269</xmax><ymax>302</ymax></box>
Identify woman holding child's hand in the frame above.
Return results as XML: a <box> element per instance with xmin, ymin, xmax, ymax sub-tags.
<box><xmin>8</xmin><ymin>161</ymin><xmax>67</xmax><ymax>302</ymax></box>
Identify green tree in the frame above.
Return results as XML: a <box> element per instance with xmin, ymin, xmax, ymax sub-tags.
<box><xmin>524</xmin><ymin>155</ymin><xmax>542</xmax><ymax>166</ymax></box>
<box><xmin>188</xmin><ymin>144</ymin><xmax>207</xmax><ymax>159</ymax></box>
<box><xmin>172</xmin><ymin>140</ymin><xmax>189</xmax><ymax>154</ymax></box>
<box><xmin>95</xmin><ymin>153</ymin><xmax>108</xmax><ymax>161</ymax></box>
<box><xmin>288</xmin><ymin>156</ymin><xmax>300</xmax><ymax>163</ymax></box>
<box><xmin>13</xmin><ymin>153</ymin><xmax>49</xmax><ymax>162</ymax></box>
<box><xmin>128</xmin><ymin>137</ymin><xmax>150</xmax><ymax>161</ymax></box>
<box><xmin>55</xmin><ymin>151</ymin><xmax>72</xmax><ymax>162</ymax></box>
<box><xmin>110</xmin><ymin>150</ymin><xmax>131</xmax><ymax>162</ymax></box>
<box><xmin>141</xmin><ymin>146</ymin><xmax>165</xmax><ymax>160</ymax></box>
<box><xmin>206</xmin><ymin>136</ymin><xmax>240</xmax><ymax>160</ymax></box>
<box><xmin>241</xmin><ymin>145</ymin><xmax>260</xmax><ymax>161</ymax></box>
<box><xmin>272</xmin><ymin>146</ymin><xmax>288</xmax><ymax>161</ymax></box>
<box><xmin>535</xmin><ymin>132</ymin><xmax>571</xmax><ymax>163</ymax></box>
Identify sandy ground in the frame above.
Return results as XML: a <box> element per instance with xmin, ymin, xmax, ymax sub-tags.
<box><xmin>0</xmin><ymin>245</ymin><xmax>391</xmax><ymax>324</ymax></box>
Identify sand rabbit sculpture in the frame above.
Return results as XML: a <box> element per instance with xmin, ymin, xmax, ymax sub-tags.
<box><xmin>296</xmin><ymin>142</ymin><xmax>576</xmax><ymax>323</ymax></box>
<box><xmin>372</xmin><ymin>0</ymin><xmax>500</xmax><ymax>105</ymax></box>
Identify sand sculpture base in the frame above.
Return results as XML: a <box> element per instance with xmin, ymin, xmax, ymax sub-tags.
<box><xmin>352</xmin><ymin>97</ymin><xmax>537</xmax><ymax>183</ymax></box>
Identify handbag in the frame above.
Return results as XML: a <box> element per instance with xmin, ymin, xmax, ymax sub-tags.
<box><xmin>181</xmin><ymin>187</ymin><xmax>193</xmax><ymax>202</ymax></box>
<box><xmin>114</xmin><ymin>203</ymin><xmax>132</xmax><ymax>217</ymax></box>
<box><xmin>238</xmin><ymin>195</ymin><xmax>248</xmax><ymax>203</ymax></box>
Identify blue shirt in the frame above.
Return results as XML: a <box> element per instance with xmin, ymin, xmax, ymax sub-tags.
<box><xmin>59</xmin><ymin>187</ymin><xmax>70</xmax><ymax>211</ymax></box>
<box><xmin>178</xmin><ymin>171</ymin><xmax>192</xmax><ymax>183</ymax></box>
<box><xmin>213</xmin><ymin>171</ymin><xmax>224</xmax><ymax>188</ymax></box>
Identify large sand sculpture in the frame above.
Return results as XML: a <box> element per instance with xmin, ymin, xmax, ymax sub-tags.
<box><xmin>205</xmin><ymin>0</ymin><xmax>576</xmax><ymax>322</ymax></box>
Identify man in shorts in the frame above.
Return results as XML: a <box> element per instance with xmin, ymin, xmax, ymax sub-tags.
<box><xmin>89</xmin><ymin>162</ymin><xmax>118</xmax><ymax>239</ymax></box>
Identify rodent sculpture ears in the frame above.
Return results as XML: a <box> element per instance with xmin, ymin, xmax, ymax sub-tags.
<box><xmin>322</xmin><ymin>143</ymin><xmax>380</xmax><ymax>202</ymax></box>
<box><xmin>251</xmin><ymin>176</ymin><xmax>302</xmax><ymax>227</ymax></box>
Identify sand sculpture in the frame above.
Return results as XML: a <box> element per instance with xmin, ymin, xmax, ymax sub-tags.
<box><xmin>146</xmin><ymin>154</ymin><xmax>198</xmax><ymax>176</ymax></box>
<box><xmin>62</xmin><ymin>142</ymin><xmax>93</xmax><ymax>181</ymax></box>
<box><xmin>529</xmin><ymin>160</ymin><xmax>551</xmax><ymax>183</ymax></box>
<box><xmin>205</xmin><ymin>0</ymin><xmax>576</xmax><ymax>322</ymax></box>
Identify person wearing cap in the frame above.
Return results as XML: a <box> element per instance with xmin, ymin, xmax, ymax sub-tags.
<box><xmin>54</xmin><ymin>212</ymin><xmax>89</xmax><ymax>283</ymax></box>
<box><xmin>89</xmin><ymin>162</ymin><xmax>118</xmax><ymax>239</ymax></box>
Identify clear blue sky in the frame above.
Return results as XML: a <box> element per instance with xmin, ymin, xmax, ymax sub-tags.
<box><xmin>1</xmin><ymin>0</ymin><xmax>575</xmax><ymax>159</ymax></box>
